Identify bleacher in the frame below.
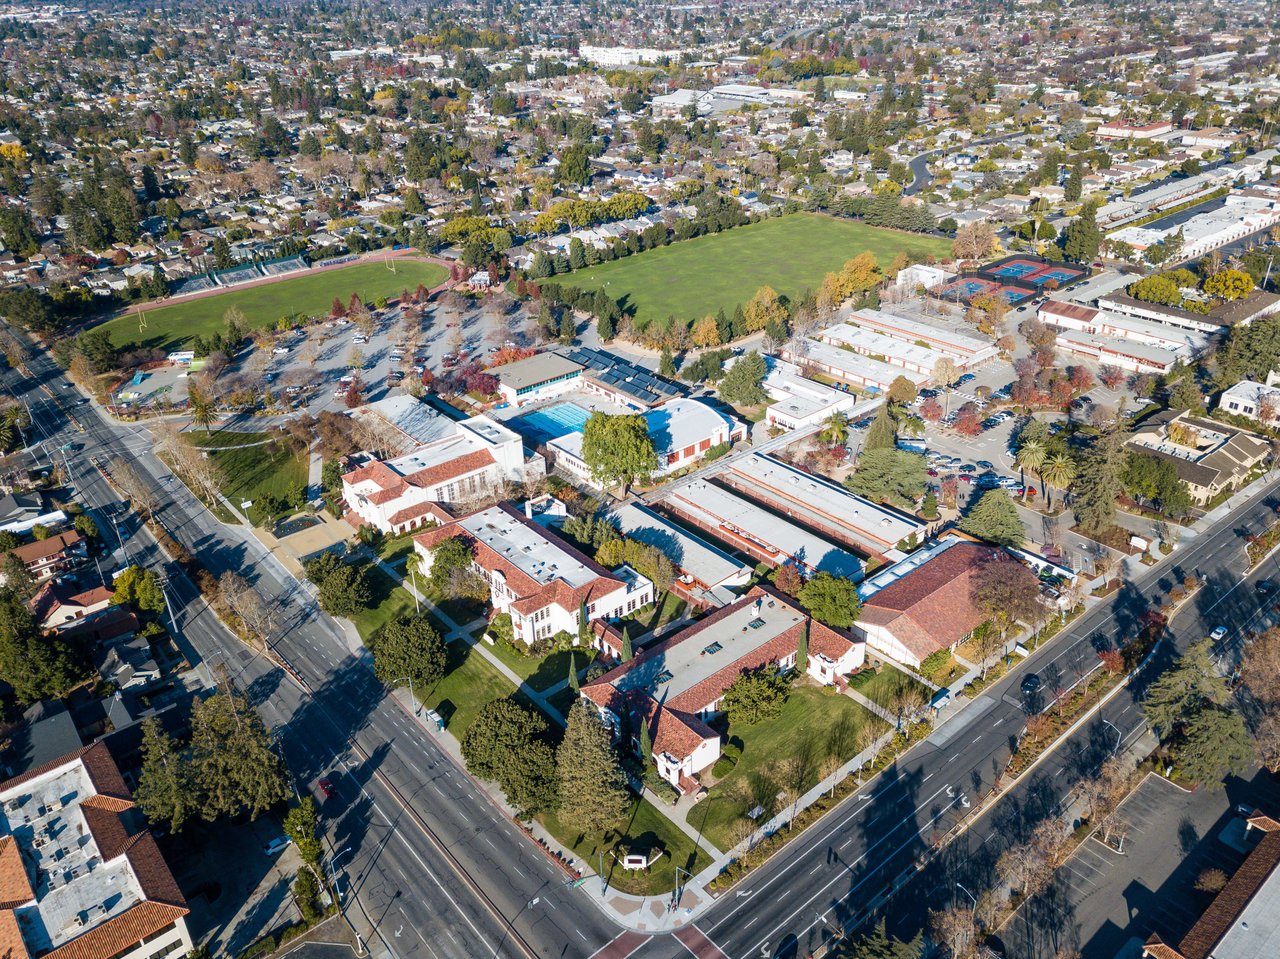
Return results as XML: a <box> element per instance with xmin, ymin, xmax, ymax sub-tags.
<box><xmin>171</xmin><ymin>275</ymin><xmax>220</xmax><ymax>296</ymax></box>
<box><xmin>259</xmin><ymin>255</ymin><xmax>310</xmax><ymax>278</ymax></box>
<box><xmin>217</xmin><ymin>264</ymin><xmax>261</xmax><ymax>286</ymax></box>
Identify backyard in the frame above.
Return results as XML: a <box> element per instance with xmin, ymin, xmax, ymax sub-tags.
<box><xmin>690</xmin><ymin>685</ymin><xmax>886</xmax><ymax>851</ymax></box>
<box><xmin>99</xmin><ymin>258</ymin><xmax>449</xmax><ymax>351</ymax></box>
<box><xmin>542</xmin><ymin>214</ymin><xmax>950</xmax><ymax>328</ymax></box>
<box><xmin>540</xmin><ymin>795</ymin><xmax>715</xmax><ymax>897</ymax></box>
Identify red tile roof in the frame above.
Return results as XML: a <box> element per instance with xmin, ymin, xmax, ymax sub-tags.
<box><xmin>0</xmin><ymin>838</ymin><xmax>32</xmax><ymax>910</ymax></box>
<box><xmin>1174</xmin><ymin>823</ymin><xmax>1280</xmax><ymax>959</ymax></box>
<box><xmin>4</xmin><ymin>530</ymin><xmax>82</xmax><ymax>567</ymax></box>
<box><xmin>404</xmin><ymin>449</ymin><xmax>495</xmax><ymax>488</ymax></box>
<box><xmin>41</xmin><ymin>901</ymin><xmax>188</xmax><ymax>959</ymax></box>
<box><xmin>860</xmin><ymin>541</ymin><xmax>1004</xmax><ymax>662</ymax></box>
<box><xmin>0</xmin><ymin>908</ymin><xmax>28</xmax><ymax>959</ymax></box>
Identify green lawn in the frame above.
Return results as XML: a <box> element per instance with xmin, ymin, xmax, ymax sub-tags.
<box><xmin>540</xmin><ymin>795</ymin><xmax>714</xmax><ymax>896</ymax></box>
<box><xmin>196</xmin><ymin>431</ymin><xmax>308</xmax><ymax>525</ymax></box>
<box><xmin>482</xmin><ymin>642</ymin><xmax>595</xmax><ymax>692</ymax></box>
<box><xmin>689</xmin><ymin>686</ymin><xmax>885</xmax><ymax>851</ymax></box>
<box><xmin>99</xmin><ymin>258</ymin><xmax>448</xmax><ymax>351</ymax></box>
<box><xmin>615</xmin><ymin>592</ymin><xmax>687</xmax><ymax>639</ymax></box>
<box><xmin>415</xmin><ymin>640</ymin><xmax>518</xmax><ymax>736</ymax></box>
<box><xmin>349</xmin><ymin>565</ymin><xmax>422</xmax><ymax>641</ymax></box>
<box><xmin>848</xmin><ymin>664</ymin><xmax>932</xmax><ymax>712</ymax></box>
<box><xmin>542</xmin><ymin>214</ymin><xmax>950</xmax><ymax>329</ymax></box>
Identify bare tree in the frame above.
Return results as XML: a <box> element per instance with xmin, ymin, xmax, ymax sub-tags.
<box><xmin>113</xmin><ymin>460</ymin><xmax>159</xmax><ymax>518</ymax></box>
<box><xmin>218</xmin><ymin>571</ymin><xmax>278</xmax><ymax>651</ymax></box>
<box><xmin>930</xmin><ymin>905</ymin><xmax>978</xmax><ymax>959</ymax></box>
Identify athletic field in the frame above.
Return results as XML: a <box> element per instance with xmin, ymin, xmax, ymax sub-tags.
<box><xmin>543</xmin><ymin>213</ymin><xmax>950</xmax><ymax>328</ymax></box>
<box><xmin>99</xmin><ymin>258</ymin><xmax>448</xmax><ymax>351</ymax></box>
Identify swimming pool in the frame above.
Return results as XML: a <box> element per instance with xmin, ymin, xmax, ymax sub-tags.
<box><xmin>511</xmin><ymin>402</ymin><xmax>592</xmax><ymax>443</ymax></box>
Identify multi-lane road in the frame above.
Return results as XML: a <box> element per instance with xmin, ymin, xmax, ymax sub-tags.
<box><xmin>7</xmin><ymin>327</ymin><xmax>1280</xmax><ymax>959</ymax></box>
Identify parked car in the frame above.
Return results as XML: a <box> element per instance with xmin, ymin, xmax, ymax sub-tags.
<box><xmin>1210</xmin><ymin>626</ymin><xmax>1228</xmax><ymax>642</ymax></box>
<box><xmin>318</xmin><ymin>777</ymin><xmax>336</xmax><ymax>799</ymax></box>
<box><xmin>1257</xmin><ymin>580</ymin><xmax>1277</xmax><ymax>595</ymax></box>
<box><xmin>263</xmin><ymin>836</ymin><xmax>292</xmax><ymax>856</ymax></box>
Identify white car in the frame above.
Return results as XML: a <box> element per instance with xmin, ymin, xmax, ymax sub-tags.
<box><xmin>1210</xmin><ymin>626</ymin><xmax>1228</xmax><ymax>642</ymax></box>
<box><xmin>272</xmin><ymin>346</ymin><xmax>290</xmax><ymax>355</ymax></box>
<box><xmin>262</xmin><ymin>836</ymin><xmax>291</xmax><ymax>856</ymax></box>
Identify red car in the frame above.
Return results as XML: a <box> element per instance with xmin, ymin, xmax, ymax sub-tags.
<box><xmin>318</xmin><ymin>777</ymin><xmax>336</xmax><ymax>799</ymax></box>
<box><xmin>959</xmin><ymin>475</ymin><xmax>975</xmax><ymax>484</ymax></box>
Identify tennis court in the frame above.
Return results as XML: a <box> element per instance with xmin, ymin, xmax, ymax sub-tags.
<box><xmin>992</xmin><ymin>261</ymin><xmax>1040</xmax><ymax>279</ymax></box>
<box><xmin>509</xmin><ymin>402</ymin><xmax>592</xmax><ymax>444</ymax></box>
<box><xmin>1030</xmin><ymin>267</ymin><xmax>1082</xmax><ymax>285</ymax></box>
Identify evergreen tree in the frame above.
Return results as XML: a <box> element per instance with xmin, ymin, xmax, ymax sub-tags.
<box><xmin>660</xmin><ymin>346</ymin><xmax>677</xmax><ymax>378</ymax></box>
<box><xmin>134</xmin><ymin>717</ymin><xmax>196</xmax><ymax>834</ymax></box>
<box><xmin>190</xmin><ymin>691</ymin><xmax>289</xmax><ymax>821</ymax></box>
<box><xmin>369</xmin><ymin>615</ymin><xmax>446</xmax><ymax>691</ymax></box>
<box><xmin>1064</xmin><ymin>160</ymin><xmax>1083</xmax><ymax>203</ymax></box>
<box><xmin>796</xmin><ymin>621</ymin><xmax>809</xmax><ymax>674</ymax></box>
<box><xmin>597</xmin><ymin>311</ymin><xmax>614</xmax><ymax>341</ymax></box>
<box><xmin>638</xmin><ymin>714</ymin><xmax>653</xmax><ymax>764</ymax></box>
<box><xmin>1073</xmin><ymin>426</ymin><xmax>1125</xmax><ymax>535</ymax></box>
<box><xmin>1142</xmin><ymin>639</ymin><xmax>1233</xmax><ymax>739</ymax></box>
<box><xmin>863</xmin><ymin>405</ymin><xmax>898</xmax><ymax>452</ymax></box>
<box><xmin>958</xmin><ymin>489</ymin><xmax>1025</xmax><ymax>546</ymax></box>
<box><xmin>621</xmin><ymin>626</ymin><xmax>634</xmax><ymax>662</ymax></box>
<box><xmin>1062</xmin><ymin>205</ymin><xmax>1103</xmax><ymax>263</ymax></box>
<box><xmin>556</xmin><ymin>702</ymin><xmax>632</xmax><ymax>832</ymax></box>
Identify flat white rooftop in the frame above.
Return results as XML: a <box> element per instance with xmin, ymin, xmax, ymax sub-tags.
<box><xmin>720</xmin><ymin>454</ymin><xmax>922</xmax><ymax>553</ymax></box>
<box><xmin>795</xmin><ymin>339</ymin><xmax>929</xmax><ymax>389</ymax></box>
<box><xmin>613</xmin><ymin>595</ymin><xmax>804</xmax><ymax>704</ymax></box>
<box><xmin>819</xmin><ymin>322</ymin><xmax>946</xmax><ymax>372</ymax></box>
<box><xmin>664</xmin><ymin>480</ymin><xmax>862</xmax><ymax>578</ymax></box>
<box><xmin>459</xmin><ymin>505</ymin><xmax>598</xmax><ymax>589</ymax></box>
<box><xmin>1</xmin><ymin>763</ymin><xmax>144</xmax><ymax>953</ymax></box>
<box><xmin>609</xmin><ymin>503</ymin><xmax>750</xmax><ymax>591</ymax></box>
<box><xmin>846</xmin><ymin>307</ymin><xmax>994</xmax><ymax>358</ymax></box>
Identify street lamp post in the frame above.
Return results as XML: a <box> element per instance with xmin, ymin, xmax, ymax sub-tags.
<box><xmin>327</xmin><ymin>847</ymin><xmax>354</xmax><ymax>904</ymax></box>
<box><xmin>956</xmin><ymin>881</ymin><xmax>978</xmax><ymax>917</ymax></box>
<box><xmin>395</xmin><ymin>676</ymin><xmax>419</xmax><ymax>716</ymax></box>
<box><xmin>1102</xmin><ymin>718</ymin><xmax>1122</xmax><ymax>757</ymax></box>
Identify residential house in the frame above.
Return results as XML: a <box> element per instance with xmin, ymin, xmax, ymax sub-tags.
<box><xmin>1126</xmin><ymin>410</ymin><xmax>1271</xmax><ymax>505</ymax></box>
<box><xmin>0</xmin><ymin>531</ymin><xmax>85</xmax><ymax>584</ymax></box>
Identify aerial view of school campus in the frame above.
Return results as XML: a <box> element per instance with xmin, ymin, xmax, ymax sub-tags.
<box><xmin>0</xmin><ymin>2</ymin><xmax>1279</xmax><ymax>959</ymax></box>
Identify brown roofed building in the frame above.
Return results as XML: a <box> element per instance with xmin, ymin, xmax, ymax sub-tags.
<box><xmin>856</xmin><ymin>536</ymin><xmax>1007</xmax><ymax>667</ymax></box>
<box><xmin>581</xmin><ymin>587</ymin><xmax>864</xmax><ymax>794</ymax></box>
<box><xmin>0</xmin><ymin>531</ymin><xmax>85</xmax><ymax>584</ymax></box>
<box><xmin>1126</xmin><ymin>410</ymin><xmax>1271</xmax><ymax>506</ymax></box>
<box><xmin>1143</xmin><ymin>815</ymin><xmax>1280</xmax><ymax>959</ymax></box>
<box><xmin>0</xmin><ymin>743</ymin><xmax>191</xmax><ymax>959</ymax></box>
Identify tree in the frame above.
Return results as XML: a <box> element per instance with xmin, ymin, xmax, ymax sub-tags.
<box><xmin>742</xmin><ymin>286</ymin><xmax>789</xmax><ymax>333</ymax></box>
<box><xmin>217</xmin><ymin>571</ymin><xmax>277</xmax><ymax>650</ymax></box>
<box><xmin>846</xmin><ymin>449</ymin><xmax>926</xmax><ymax>508</ymax></box>
<box><xmin>1041</xmin><ymin>452</ymin><xmax>1077</xmax><ymax>510</ymax></box>
<box><xmin>798</xmin><ymin>572</ymin><xmax>862</xmax><ymax>628</ymax></box>
<box><xmin>620</xmin><ymin>626</ymin><xmax>634</xmax><ymax>662</ymax></box>
<box><xmin>461</xmin><ymin>699</ymin><xmax>558</xmax><ymax>817</ymax></box>
<box><xmin>1141</xmin><ymin>639</ymin><xmax>1232</xmax><ymax>740</ymax></box>
<box><xmin>970</xmin><ymin>558</ymin><xmax>1042</xmax><ymax>666</ymax></box>
<box><xmin>863</xmin><ymin>405</ymin><xmax>898</xmax><ymax>452</ymax></box>
<box><xmin>112</xmin><ymin>459</ymin><xmax>159</xmax><ymax>518</ymax></box>
<box><xmin>1062</xmin><ymin>206</ymin><xmax>1103</xmax><ymax>263</ymax></box>
<box><xmin>838</xmin><ymin>919</ymin><xmax>922</xmax><ymax>959</ymax></box>
<box><xmin>819</xmin><ymin>411</ymin><xmax>850</xmax><ymax>447</ymax></box>
<box><xmin>190</xmin><ymin>690</ymin><xmax>289</xmax><ymax>821</ymax></box>
<box><xmin>111</xmin><ymin>564</ymin><xmax>167</xmax><ymax>614</ymax></box>
<box><xmin>580</xmin><ymin>412</ymin><xmax>658</xmax><ymax>495</ymax></box>
<box><xmin>1176</xmin><ymin>706</ymin><xmax>1255</xmax><ymax>786</ymax></box>
<box><xmin>959</xmin><ymin>489</ymin><xmax>1024</xmax><ymax>546</ymax></box>
<box><xmin>717</xmin><ymin>351</ymin><xmax>768</xmax><ymax>406</ymax></box>
<box><xmin>1015</xmin><ymin>439</ymin><xmax>1046</xmax><ymax>503</ymax></box>
<box><xmin>369</xmin><ymin>615</ymin><xmax>446</xmax><ymax>690</ymax></box>
<box><xmin>952</xmin><ymin>221</ymin><xmax>996</xmax><ymax>262</ymax></box>
<box><xmin>556</xmin><ymin>702</ymin><xmax>632</xmax><ymax>832</ymax></box>
<box><xmin>428</xmin><ymin>536</ymin><xmax>486</xmax><ymax>600</ymax></box>
<box><xmin>284</xmin><ymin>797</ymin><xmax>324</xmax><ymax>868</ymax></box>
<box><xmin>1203</xmin><ymin>269</ymin><xmax>1254</xmax><ymax>302</ymax></box>
<box><xmin>1072</xmin><ymin>428</ymin><xmax>1125</xmax><ymax>535</ymax></box>
<box><xmin>304</xmin><ymin>552</ymin><xmax>370</xmax><ymax>617</ymax></box>
<box><xmin>0</xmin><ymin>592</ymin><xmax>84</xmax><ymax>704</ymax></box>
<box><xmin>188</xmin><ymin>387</ymin><xmax>218</xmax><ymax>432</ymax></box>
<box><xmin>722</xmin><ymin>668</ymin><xmax>790</xmax><ymax>726</ymax></box>
<box><xmin>0</xmin><ymin>553</ymin><xmax>35</xmax><ymax>602</ymax></box>
<box><xmin>134</xmin><ymin>718</ymin><xmax>196</xmax><ymax>834</ymax></box>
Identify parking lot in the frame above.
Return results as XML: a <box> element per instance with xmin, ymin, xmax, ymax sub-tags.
<box><xmin>996</xmin><ymin>769</ymin><xmax>1280</xmax><ymax>959</ymax></box>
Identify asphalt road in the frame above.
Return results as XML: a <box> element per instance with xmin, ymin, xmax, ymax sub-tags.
<box><xmin>3</xmin><ymin>344</ymin><xmax>619</xmax><ymax>959</ymax></box>
<box><xmin>10</xmin><ymin>327</ymin><xmax>1280</xmax><ymax>959</ymax></box>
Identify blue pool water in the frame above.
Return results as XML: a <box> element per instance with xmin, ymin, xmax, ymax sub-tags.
<box><xmin>511</xmin><ymin>402</ymin><xmax>592</xmax><ymax>443</ymax></box>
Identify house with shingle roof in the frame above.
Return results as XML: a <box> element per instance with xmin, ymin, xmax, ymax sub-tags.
<box><xmin>0</xmin><ymin>743</ymin><xmax>191</xmax><ymax>959</ymax></box>
<box><xmin>581</xmin><ymin>586</ymin><xmax>864</xmax><ymax>794</ymax></box>
<box><xmin>413</xmin><ymin>502</ymin><xmax>653</xmax><ymax>647</ymax></box>
<box><xmin>1126</xmin><ymin>410</ymin><xmax>1271</xmax><ymax>506</ymax></box>
<box><xmin>856</xmin><ymin>536</ymin><xmax>1008</xmax><ymax>667</ymax></box>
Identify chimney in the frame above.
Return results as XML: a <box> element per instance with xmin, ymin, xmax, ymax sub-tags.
<box><xmin>752</xmin><ymin>598</ymin><xmax>763</xmax><ymax>620</ymax></box>
<box><xmin>524</xmin><ymin>499</ymin><xmax>534</xmax><ymax>519</ymax></box>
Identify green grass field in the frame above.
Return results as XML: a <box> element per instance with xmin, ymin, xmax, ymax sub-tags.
<box><xmin>193</xmin><ymin>431</ymin><xmax>308</xmax><ymax>525</ymax></box>
<box><xmin>543</xmin><ymin>214</ymin><xmax>950</xmax><ymax>327</ymax></box>
<box><xmin>689</xmin><ymin>686</ymin><xmax>885</xmax><ymax>851</ymax></box>
<box><xmin>99</xmin><ymin>258</ymin><xmax>448</xmax><ymax>352</ymax></box>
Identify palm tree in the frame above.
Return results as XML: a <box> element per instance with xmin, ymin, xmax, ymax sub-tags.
<box><xmin>1041</xmin><ymin>452</ymin><xmax>1078</xmax><ymax>510</ymax></box>
<box><xmin>819</xmin><ymin>411</ymin><xmax>850</xmax><ymax>447</ymax></box>
<box><xmin>1015</xmin><ymin>439</ymin><xmax>1046</xmax><ymax>504</ymax></box>
<box><xmin>188</xmin><ymin>387</ymin><xmax>217</xmax><ymax>434</ymax></box>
